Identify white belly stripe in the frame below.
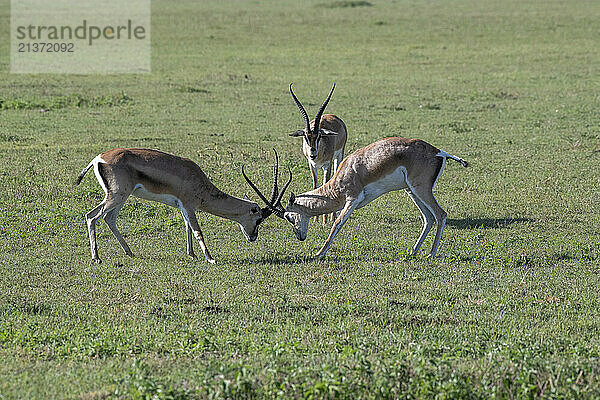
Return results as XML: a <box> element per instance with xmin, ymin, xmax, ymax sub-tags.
<box><xmin>358</xmin><ymin>166</ymin><xmax>408</xmax><ymax>208</ymax></box>
<box><xmin>132</xmin><ymin>184</ymin><xmax>182</xmax><ymax>208</ymax></box>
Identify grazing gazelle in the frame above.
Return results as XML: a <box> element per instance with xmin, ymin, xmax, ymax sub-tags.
<box><xmin>76</xmin><ymin>148</ymin><xmax>289</xmax><ymax>264</ymax></box>
<box><xmin>288</xmin><ymin>83</ymin><xmax>347</xmax><ymax>223</ymax></box>
<box><xmin>246</xmin><ymin>137</ymin><xmax>468</xmax><ymax>260</ymax></box>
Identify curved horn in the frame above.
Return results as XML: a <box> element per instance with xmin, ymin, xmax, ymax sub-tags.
<box><xmin>289</xmin><ymin>83</ymin><xmax>311</xmax><ymax>134</ymax></box>
<box><xmin>274</xmin><ymin>166</ymin><xmax>292</xmax><ymax>210</ymax></box>
<box><xmin>269</xmin><ymin>148</ymin><xmax>279</xmax><ymax>205</ymax></box>
<box><xmin>241</xmin><ymin>165</ymin><xmax>279</xmax><ymax>216</ymax></box>
<box><xmin>313</xmin><ymin>83</ymin><xmax>336</xmax><ymax>134</ymax></box>
<box><xmin>268</xmin><ymin>149</ymin><xmax>293</xmax><ymax>217</ymax></box>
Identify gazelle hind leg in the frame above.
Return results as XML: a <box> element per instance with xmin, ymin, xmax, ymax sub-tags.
<box><xmin>409</xmin><ymin>185</ymin><xmax>447</xmax><ymax>258</ymax></box>
<box><xmin>180</xmin><ymin>206</ymin><xmax>214</xmax><ymax>264</ymax></box>
<box><xmin>104</xmin><ymin>203</ymin><xmax>134</xmax><ymax>257</ymax></box>
<box><xmin>85</xmin><ymin>201</ymin><xmax>106</xmax><ymax>263</ymax></box>
<box><xmin>406</xmin><ymin>189</ymin><xmax>435</xmax><ymax>255</ymax></box>
<box><xmin>85</xmin><ymin>160</ymin><xmax>128</xmax><ymax>263</ymax></box>
<box><xmin>85</xmin><ymin>196</ymin><xmax>126</xmax><ymax>263</ymax></box>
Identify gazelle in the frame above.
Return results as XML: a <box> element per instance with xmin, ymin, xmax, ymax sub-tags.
<box><xmin>246</xmin><ymin>137</ymin><xmax>468</xmax><ymax>260</ymax></box>
<box><xmin>76</xmin><ymin>148</ymin><xmax>290</xmax><ymax>264</ymax></box>
<box><xmin>288</xmin><ymin>83</ymin><xmax>347</xmax><ymax>223</ymax></box>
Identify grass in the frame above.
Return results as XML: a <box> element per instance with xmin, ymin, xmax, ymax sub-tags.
<box><xmin>1</xmin><ymin>0</ymin><xmax>600</xmax><ymax>398</ymax></box>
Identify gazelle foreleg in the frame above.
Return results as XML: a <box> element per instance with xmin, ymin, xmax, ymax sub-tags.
<box><xmin>180</xmin><ymin>205</ymin><xmax>215</xmax><ymax>264</ymax></box>
<box><xmin>315</xmin><ymin>194</ymin><xmax>363</xmax><ymax>260</ymax></box>
<box><xmin>322</xmin><ymin>162</ymin><xmax>332</xmax><ymax>224</ymax></box>
<box><xmin>309</xmin><ymin>162</ymin><xmax>319</xmax><ymax>190</ymax></box>
<box><xmin>180</xmin><ymin>210</ymin><xmax>196</xmax><ymax>258</ymax></box>
<box><xmin>309</xmin><ymin>162</ymin><xmax>319</xmax><ymax>223</ymax></box>
<box><xmin>330</xmin><ymin>149</ymin><xmax>344</xmax><ymax>223</ymax></box>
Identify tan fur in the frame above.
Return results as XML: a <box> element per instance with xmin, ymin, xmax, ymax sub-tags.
<box><xmin>295</xmin><ymin>114</ymin><xmax>348</xmax><ymax>224</ymax></box>
<box><xmin>284</xmin><ymin>137</ymin><xmax>466</xmax><ymax>260</ymax></box>
<box><xmin>99</xmin><ymin>149</ymin><xmax>241</xmax><ymax>216</ymax></box>
<box><xmin>79</xmin><ymin>148</ymin><xmax>264</xmax><ymax>264</ymax></box>
<box><xmin>327</xmin><ymin>138</ymin><xmax>441</xmax><ymax>196</ymax></box>
<box><xmin>302</xmin><ymin>114</ymin><xmax>347</xmax><ymax>166</ymax></box>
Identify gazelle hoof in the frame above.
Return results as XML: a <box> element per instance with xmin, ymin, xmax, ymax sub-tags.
<box><xmin>92</xmin><ymin>258</ymin><xmax>102</xmax><ymax>264</ymax></box>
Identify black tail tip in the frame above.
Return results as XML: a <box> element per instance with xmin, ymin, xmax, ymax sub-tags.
<box><xmin>75</xmin><ymin>174</ymin><xmax>85</xmax><ymax>186</ymax></box>
<box><xmin>461</xmin><ymin>160</ymin><xmax>469</xmax><ymax>168</ymax></box>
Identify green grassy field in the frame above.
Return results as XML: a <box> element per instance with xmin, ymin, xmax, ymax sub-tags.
<box><xmin>1</xmin><ymin>0</ymin><xmax>600</xmax><ymax>398</ymax></box>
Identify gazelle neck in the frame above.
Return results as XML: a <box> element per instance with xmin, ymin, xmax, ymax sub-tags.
<box><xmin>196</xmin><ymin>190</ymin><xmax>251</xmax><ymax>221</ymax></box>
<box><xmin>294</xmin><ymin>186</ymin><xmax>345</xmax><ymax>217</ymax></box>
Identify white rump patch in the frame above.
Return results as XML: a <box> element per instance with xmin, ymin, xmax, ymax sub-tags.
<box><xmin>92</xmin><ymin>155</ymin><xmax>108</xmax><ymax>196</ymax></box>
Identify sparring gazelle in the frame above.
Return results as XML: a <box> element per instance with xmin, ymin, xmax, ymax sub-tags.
<box><xmin>288</xmin><ymin>83</ymin><xmax>347</xmax><ymax>223</ymax></box>
<box><xmin>246</xmin><ymin>137</ymin><xmax>468</xmax><ymax>260</ymax></box>
<box><xmin>76</xmin><ymin>148</ymin><xmax>290</xmax><ymax>264</ymax></box>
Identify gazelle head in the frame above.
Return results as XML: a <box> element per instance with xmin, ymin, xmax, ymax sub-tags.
<box><xmin>283</xmin><ymin>193</ymin><xmax>310</xmax><ymax>241</ymax></box>
<box><xmin>289</xmin><ymin>83</ymin><xmax>337</xmax><ymax>160</ymax></box>
<box><xmin>243</xmin><ymin>151</ymin><xmax>313</xmax><ymax>241</ymax></box>
<box><xmin>236</xmin><ymin>201</ymin><xmax>263</xmax><ymax>242</ymax></box>
<box><xmin>242</xmin><ymin>148</ymin><xmax>293</xmax><ymax>229</ymax></box>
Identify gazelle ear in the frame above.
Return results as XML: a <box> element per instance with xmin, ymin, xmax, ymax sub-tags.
<box><xmin>289</xmin><ymin>130</ymin><xmax>305</xmax><ymax>137</ymax></box>
<box><xmin>320</xmin><ymin>129</ymin><xmax>338</xmax><ymax>136</ymax></box>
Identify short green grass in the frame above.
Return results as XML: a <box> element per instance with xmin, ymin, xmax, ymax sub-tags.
<box><xmin>1</xmin><ymin>0</ymin><xmax>600</xmax><ymax>398</ymax></box>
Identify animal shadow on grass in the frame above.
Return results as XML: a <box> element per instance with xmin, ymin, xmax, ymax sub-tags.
<box><xmin>447</xmin><ymin>217</ymin><xmax>534</xmax><ymax>229</ymax></box>
<box><xmin>236</xmin><ymin>253</ymin><xmax>314</xmax><ymax>266</ymax></box>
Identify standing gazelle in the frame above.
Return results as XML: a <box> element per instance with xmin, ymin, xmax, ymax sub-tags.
<box><xmin>76</xmin><ymin>148</ymin><xmax>289</xmax><ymax>264</ymax></box>
<box><xmin>246</xmin><ymin>137</ymin><xmax>468</xmax><ymax>260</ymax></box>
<box><xmin>288</xmin><ymin>83</ymin><xmax>347</xmax><ymax>223</ymax></box>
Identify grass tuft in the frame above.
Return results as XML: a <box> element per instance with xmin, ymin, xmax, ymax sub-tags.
<box><xmin>0</xmin><ymin>92</ymin><xmax>133</xmax><ymax>110</ymax></box>
<box><xmin>320</xmin><ymin>0</ymin><xmax>373</xmax><ymax>8</ymax></box>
